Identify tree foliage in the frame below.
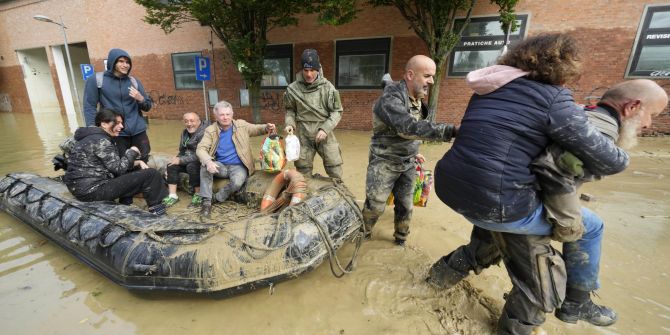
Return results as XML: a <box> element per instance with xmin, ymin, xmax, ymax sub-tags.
<box><xmin>367</xmin><ymin>0</ymin><xmax>519</xmax><ymax>121</ymax></box>
<box><xmin>135</xmin><ymin>0</ymin><xmax>357</xmax><ymax>123</ymax></box>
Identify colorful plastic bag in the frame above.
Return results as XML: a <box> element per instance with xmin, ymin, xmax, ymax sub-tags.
<box><xmin>415</xmin><ymin>167</ymin><xmax>433</xmax><ymax>207</ymax></box>
<box><xmin>259</xmin><ymin>134</ymin><xmax>286</xmax><ymax>172</ymax></box>
<box><xmin>285</xmin><ymin>133</ymin><xmax>300</xmax><ymax>162</ymax></box>
<box><xmin>386</xmin><ymin>164</ymin><xmax>432</xmax><ymax>207</ymax></box>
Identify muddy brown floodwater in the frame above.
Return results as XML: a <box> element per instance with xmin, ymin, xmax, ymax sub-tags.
<box><xmin>1</xmin><ymin>109</ymin><xmax>668</xmax><ymax>335</ymax></box>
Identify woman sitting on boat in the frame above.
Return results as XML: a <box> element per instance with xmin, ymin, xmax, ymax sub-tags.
<box><xmin>63</xmin><ymin>108</ymin><xmax>169</xmax><ymax>215</ymax></box>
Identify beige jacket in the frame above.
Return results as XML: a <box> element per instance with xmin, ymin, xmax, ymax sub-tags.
<box><xmin>196</xmin><ymin>119</ymin><xmax>268</xmax><ymax>174</ymax></box>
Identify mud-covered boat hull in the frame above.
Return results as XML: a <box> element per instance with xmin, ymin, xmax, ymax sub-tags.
<box><xmin>0</xmin><ymin>172</ymin><xmax>363</xmax><ymax>296</ymax></box>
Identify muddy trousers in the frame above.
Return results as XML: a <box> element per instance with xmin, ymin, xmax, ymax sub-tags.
<box><xmin>295</xmin><ymin>129</ymin><xmax>343</xmax><ymax>179</ymax></box>
<box><xmin>78</xmin><ymin>168</ymin><xmax>168</xmax><ymax>207</ymax></box>
<box><xmin>166</xmin><ymin>161</ymin><xmax>201</xmax><ymax>191</ymax></box>
<box><xmin>437</xmin><ymin>205</ymin><xmax>605</xmax><ymax>334</ymax></box>
<box><xmin>199</xmin><ymin>163</ymin><xmax>247</xmax><ymax>202</ymax></box>
<box><xmin>362</xmin><ymin>155</ymin><xmax>416</xmax><ymax>241</ymax></box>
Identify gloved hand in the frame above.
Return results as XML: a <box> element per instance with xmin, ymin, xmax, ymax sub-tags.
<box><xmin>557</xmin><ymin>151</ymin><xmax>584</xmax><ymax>178</ymax></box>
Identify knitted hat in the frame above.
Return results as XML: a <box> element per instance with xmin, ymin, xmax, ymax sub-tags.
<box><xmin>301</xmin><ymin>49</ymin><xmax>321</xmax><ymax>70</ymax></box>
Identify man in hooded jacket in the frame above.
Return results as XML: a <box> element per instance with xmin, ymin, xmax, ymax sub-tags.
<box><xmin>83</xmin><ymin>48</ymin><xmax>153</xmax><ymax>162</ymax></box>
<box><xmin>283</xmin><ymin>49</ymin><xmax>343</xmax><ymax>179</ymax></box>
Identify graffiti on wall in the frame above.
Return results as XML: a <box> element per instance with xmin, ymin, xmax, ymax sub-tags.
<box><xmin>261</xmin><ymin>91</ymin><xmax>283</xmax><ymax>114</ymax></box>
<box><xmin>0</xmin><ymin>94</ymin><xmax>12</xmax><ymax>112</ymax></box>
<box><xmin>147</xmin><ymin>90</ymin><xmax>185</xmax><ymax>106</ymax></box>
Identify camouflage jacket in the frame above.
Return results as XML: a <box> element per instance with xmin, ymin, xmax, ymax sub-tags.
<box><xmin>370</xmin><ymin>80</ymin><xmax>456</xmax><ymax>163</ymax></box>
<box><xmin>64</xmin><ymin>127</ymin><xmax>139</xmax><ymax>198</ymax></box>
<box><xmin>284</xmin><ymin>72</ymin><xmax>342</xmax><ymax>134</ymax></box>
<box><xmin>176</xmin><ymin>122</ymin><xmax>207</xmax><ymax>165</ymax></box>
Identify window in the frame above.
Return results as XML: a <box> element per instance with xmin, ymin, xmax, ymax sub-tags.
<box><xmin>336</xmin><ymin>38</ymin><xmax>391</xmax><ymax>88</ymax></box>
<box><xmin>448</xmin><ymin>15</ymin><xmax>529</xmax><ymax>77</ymax></box>
<box><xmin>626</xmin><ymin>5</ymin><xmax>670</xmax><ymax>78</ymax></box>
<box><xmin>171</xmin><ymin>52</ymin><xmax>201</xmax><ymax>90</ymax></box>
<box><xmin>262</xmin><ymin>44</ymin><xmax>292</xmax><ymax>88</ymax></box>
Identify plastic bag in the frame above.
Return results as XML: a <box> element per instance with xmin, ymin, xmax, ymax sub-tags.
<box><xmin>259</xmin><ymin>134</ymin><xmax>286</xmax><ymax>172</ymax></box>
<box><xmin>386</xmin><ymin>164</ymin><xmax>432</xmax><ymax>207</ymax></box>
<box><xmin>415</xmin><ymin>167</ymin><xmax>433</xmax><ymax>207</ymax></box>
<box><xmin>285</xmin><ymin>134</ymin><xmax>300</xmax><ymax>162</ymax></box>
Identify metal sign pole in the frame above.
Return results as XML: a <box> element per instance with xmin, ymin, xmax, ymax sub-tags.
<box><xmin>195</xmin><ymin>55</ymin><xmax>211</xmax><ymax>123</ymax></box>
<box><xmin>59</xmin><ymin>16</ymin><xmax>82</xmax><ymax>122</ymax></box>
<box><xmin>203</xmin><ymin>80</ymin><xmax>209</xmax><ymax>123</ymax></box>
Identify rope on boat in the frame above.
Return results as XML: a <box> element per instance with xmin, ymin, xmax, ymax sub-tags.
<box><xmin>293</xmin><ymin>184</ymin><xmax>364</xmax><ymax>278</ymax></box>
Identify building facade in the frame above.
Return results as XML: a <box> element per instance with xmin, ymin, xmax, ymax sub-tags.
<box><xmin>1</xmin><ymin>0</ymin><xmax>669</xmax><ymax>132</ymax></box>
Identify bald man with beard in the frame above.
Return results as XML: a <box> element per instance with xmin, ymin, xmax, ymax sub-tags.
<box><xmin>362</xmin><ymin>55</ymin><xmax>458</xmax><ymax>246</ymax></box>
<box><xmin>531</xmin><ymin>79</ymin><xmax>669</xmax><ymax>243</ymax></box>
<box><xmin>426</xmin><ymin>33</ymin><xmax>667</xmax><ymax>334</ymax></box>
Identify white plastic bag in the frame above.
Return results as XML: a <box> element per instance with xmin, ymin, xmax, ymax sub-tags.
<box><xmin>285</xmin><ymin>134</ymin><xmax>300</xmax><ymax>162</ymax></box>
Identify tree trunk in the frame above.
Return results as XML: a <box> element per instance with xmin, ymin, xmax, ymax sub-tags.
<box><xmin>427</xmin><ymin>54</ymin><xmax>449</xmax><ymax>123</ymax></box>
<box><xmin>249</xmin><ymin>81</ymin><xmax>262</xmax><ymax>123</ymax></box>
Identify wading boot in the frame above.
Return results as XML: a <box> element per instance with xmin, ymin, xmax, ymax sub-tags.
<box><xmin>555</xmin><ymin>298</ymin><xmax>617</xmax><ymax>326</ymax></box>
<box><xmin>426</xmin><ymin>255</ymin><xmax>468</xmax><ymax>290</ymax></box>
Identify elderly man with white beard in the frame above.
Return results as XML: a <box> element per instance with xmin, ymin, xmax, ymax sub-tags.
<box><xmin>526</xmin><ymin>79</ymin><xmax>670</xmax><ymax>244</ymax></box>
<box><xmin>426</xmin><ymin>51</ymin><xmax>668</xmax><ymax>333</ymax></box>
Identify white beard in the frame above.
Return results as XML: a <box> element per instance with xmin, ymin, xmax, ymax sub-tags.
<box><xmin>617</xmin><ymin>113</ymin><xmax>642</xmax><ymax>150</ymax></box>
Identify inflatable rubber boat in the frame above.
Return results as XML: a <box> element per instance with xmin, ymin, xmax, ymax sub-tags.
<box><xmin>0</xmin><ymin>171</ymin><xmax>363</xmax><ymax>297</ymax></box>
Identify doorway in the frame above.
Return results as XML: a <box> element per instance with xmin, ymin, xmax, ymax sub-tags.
<box><xmin>16</xmin><ymin>47</ymin><xmax>60</xmax><ymax>111</ymax></box>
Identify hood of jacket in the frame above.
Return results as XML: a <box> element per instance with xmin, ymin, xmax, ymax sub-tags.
<box><xmin>74</xmin><ymin>126</ymin><xmax>110</xmax><ymax>142</ymax></box>
<box><xmin>295</xmin><ymin>71</ymin><xmax>327</xmax><ymax>93</ymax></box>
<box><xmin>465</xmin><ymin>65</ymin><xmax>529</xmax><ymax>95</ymax></box>
<box><xmin>105</xmin><ymin>48</ymin><xmax>132</xmax><ymax>75</ymax></box>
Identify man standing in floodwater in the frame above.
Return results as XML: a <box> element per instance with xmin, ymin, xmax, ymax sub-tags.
<box><xmin>283</xmin><ymin>49</ymin><xmax>344</xmax><ymax>179</ymax></box>
<box><xmin>362</xmin><ymin>55</ymin><xmax>457</xmax><ymax>246</ymax></box>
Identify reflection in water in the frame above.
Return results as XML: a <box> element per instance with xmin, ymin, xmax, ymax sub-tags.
<box><xmin>32</xmin><ymin>107</ymin><xmax>74</xmax><ymax>156</ymax></box>
<box><xmin>0</xmin><ymin>113</ymin><xmax>668</xmax><ymax>334</ymax></box>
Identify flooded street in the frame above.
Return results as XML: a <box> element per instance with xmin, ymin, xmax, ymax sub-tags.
<box><xmin>1</xmin><ymin>110</ymin><xmax>669</xmax><ymax>335</ymax></box>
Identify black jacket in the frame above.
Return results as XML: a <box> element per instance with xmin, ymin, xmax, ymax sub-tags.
<box><xmin>64</xmin><ymin>127</ymin><xmax>138</xmax><ymax>198</ymax></box>
<box><xmin>176</xmin><ymin>123</ymin><xmax>207</xmax><ymax>165</ymax></box>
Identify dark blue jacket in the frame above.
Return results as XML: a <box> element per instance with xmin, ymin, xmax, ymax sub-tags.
<box><xmin>83</xmin><ymin>48</ymin><xmax>152</xmax><ymax>136</ymax></box>
<box><xmin>435</xmin><ymin>77</ymin><xmax>629</xmax><ymax>223</ymax></box>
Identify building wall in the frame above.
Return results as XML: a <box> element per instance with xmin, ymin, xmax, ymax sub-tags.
<box><xmin>0</xmin><ymin>0</ymin><xmax>668</xmax><ymax>132</ymax></box>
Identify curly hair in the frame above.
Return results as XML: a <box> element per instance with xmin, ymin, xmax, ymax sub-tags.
<box><xmin>498</xmin><ymin>33</ymin><xmax>581</xmax><ymax>85</ymax></box>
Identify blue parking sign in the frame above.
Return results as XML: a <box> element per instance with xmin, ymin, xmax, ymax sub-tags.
<box><xmin>80</xmin><ymin>64</ymin><xmax>94</xmax><ymax>81</ymax></box>
<box><xmin>195</xmin><ymin>56</ymin><xmax>210</xmax><ymax>81</ymax></box>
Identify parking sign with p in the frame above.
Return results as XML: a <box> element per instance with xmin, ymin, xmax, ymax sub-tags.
<box><xmin>80</xmin><ymin>64</ymin><xmax>94</xmax><ymax>81</ymax></box>
<box><xmin>195</xmin><ymin>56</ymin><xmax>210</xmax><ymax>81</ymax></box>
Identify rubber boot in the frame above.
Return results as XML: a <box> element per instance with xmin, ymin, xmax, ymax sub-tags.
<box><xmin>498</xmin><ymin>287</ymin><xmax>546</xmax><ymax>335</ymax></box>
<box><xmin>497</xmin><ymin>310</ymin><xmax>535</xmax><ymax>335</ymax></box>
<box><xmin>426</xmin><ymin>255</ymin><xmax>468</xmax><ymax>290</ymax></box>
